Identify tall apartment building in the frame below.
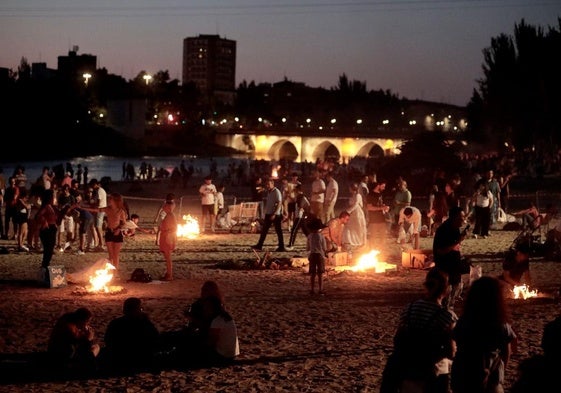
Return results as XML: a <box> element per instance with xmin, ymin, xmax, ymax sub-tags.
<box><xmin>182</xmin><ymin>34</ymin><xmax>236</xmax><ymax>106</ymax></box>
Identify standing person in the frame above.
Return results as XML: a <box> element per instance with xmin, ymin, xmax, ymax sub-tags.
<box><xmin>472</xmin><ymin>179</ymin><xmax>493</xmax><ymax>239</ymax></box>
<box><xmin>433</xmin><ymin>206</ymin><xmax>470</xmax><ymax>311</ymax></box>
<box><xmin>35</xmin><ymin>189</ymin><xmax>58</xmax><ymax>270</ymax></box>
<box><xmin>102</xmin><ymin>297</ymin><xmax>160</xmax><ymax>374</ymax></box>
<box><xmin>380</xmin><ymin>268</ymin><xmax>457</xmax><ymax>393</ymax></box>
<box><xmin>285</xmin><ymin>172</ymin><xmax>301</xmax><ymax>231</ymax></box>
<box><xmin>252</xmin><ymin>178</ymin><xmax>286</xmax><ymax>252</ymax></box>
<box><xmin>310</xmin><ymin>170</ymin><xmax>326</xmax><ymax>220</ymax></box>
<box><xmin>367</xmin><ymin>179</ymin><xmax>390</xmax><ymax>251</ymax></box>
<box><xmin>153</xmin><ymin>193</ymin><xmax>175</xmax><ymax>246</ymax></box>
<box><xmin>358</xmin><ymin>174</ymin><xmax>370</xmax><ymax>223</ymax></box>
<box><xmin>485</xmin><ymin>169</ymin><xmax>501</xmax><ymax>227</ymax></box>
<box><xmin>392</xmin><ymin>179</ymin><xmax>412</xmax><ymax>229</ymax></box>
<box><xmin>3</xmin><ymin>176</ymin><xmax>20</xmax><ymax>240</ymax></box>
<box><xmin>251</xmin><ymin>176</ymin><xmax>266</xmax><ymax>220</ymax></box>
<box><xmin>451</xmin><ymin>276</ymin><xmax>517</xmax><ymax>393</ymax></box>
<box><xmin>68</xmin><ymin>194</ymin><xmax>95</xmax><ymax>255</ymax></box>
<box><xmin>81</xmin><ymin>193</ymin><xmax>127</xmax><ymax>269</ymax></box>
<box><xmin>88</xmin><ymin>179</ymin><xmax>107</xmax><ymax>251</ymax></box>
<box><xmin>342</xmin><ymin>183</ymin><xmax>367</xmax><ymax>251</ymax></box>
<box><xmin>199</xmin><ymin>175</ymin><xmax>217</xmax><ymax>233</ymax></box>
<box><xmin>158</xmin><ymin>199</ymin><xmax>177</xmax><ymax>281</ymax></box>
<box><xmin>323</xmin><ymin>171</ymin><xmax>339</xmax><ymax>224</ymax></box>
<box><xmin>214</xmin><ymin>184</ymin><xmax>227</xmax><ymax>229</ymax></box>
<box><xmin>14</xmin><ymin>188</ymin><xmax>31</xmax><ymax>252</ymax></box>
<box><xmin>287</xmin><ymin>184</ymin><xmax>311</xmax><ymax>249</ymax></box>
<box><xmin>307</xmin><ymin>218</ymin><xmax>328</xmax><ymax>295</ymax></box>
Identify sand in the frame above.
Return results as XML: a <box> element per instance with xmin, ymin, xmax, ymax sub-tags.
<box><xmin>1</xmin><ymin>181</ymin><xmax>561</xmax><ymax>392</ymax></box>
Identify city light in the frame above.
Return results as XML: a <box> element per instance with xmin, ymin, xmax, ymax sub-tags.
<box><xmin>83</xmin><ymin>73</ymin><xmax>92</xmax><ymax>86</ymax></box>
<box><xmin>143</xmin><ymin>74</ymin><xmax>152</xmax><ymax>85</ymax></box>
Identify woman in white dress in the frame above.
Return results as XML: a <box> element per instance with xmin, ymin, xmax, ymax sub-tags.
<box><xmin>343</xmin><ymin>183</ymin><xmax>367</xmax><ymax>250</ymax></box>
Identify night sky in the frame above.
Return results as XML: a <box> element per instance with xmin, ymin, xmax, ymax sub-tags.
<box><xmin>1</xmin><ymin>0</ymin><xmax>560</xmax><ymax>106</ymax></box>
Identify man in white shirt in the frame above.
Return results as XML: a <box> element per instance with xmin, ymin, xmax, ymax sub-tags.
<box><xmin>323</xmin><ymin>171</ymin><xmax>339</xmax><ymax>224</ymax></box>
<box><xmin>199</xmin><ymin>175</ymin><xmax>217</xmax><ymax>233</ymax></box>
<box><xmin>310</xmin><ymin>170</ymin><xmax>326</xmax><ymax>220</ymax></box>
<box><xmin>398</xmin><ymin>206</ymin><xmax>422</xmax><ymax>249</ymax></box>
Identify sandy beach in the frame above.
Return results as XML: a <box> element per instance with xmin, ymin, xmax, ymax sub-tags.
<box><xmin>1</xmin><ymin>181</ymin><xmax>561</xmax><ymax>393</ymax></box>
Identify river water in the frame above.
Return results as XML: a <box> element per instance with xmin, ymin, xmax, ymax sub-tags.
<box><xmin>0</xmin><ymin>155</ymin><xmax>252</xmax><ymax>186</ymax></box>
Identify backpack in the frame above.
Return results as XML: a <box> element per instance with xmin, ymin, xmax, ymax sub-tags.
<box><xmin>129</xmin><ymin>268</ymin><xmax>152</xmax><ymax>283</ymax></box>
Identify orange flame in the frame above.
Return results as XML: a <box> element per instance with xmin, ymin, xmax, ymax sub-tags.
<box><xmin>86</xmin><ymin>262</ymin><xmax>116</xmax><ymax>293</ymax></box>
<box><xmin>177</xmin><ymin>214</ymin><xmax>200</xmax><ymax>239</ymax></box>
<box><xmin>512</xmin><ymin>284</ymin><xmax>538</xmax><ymax>299</ymax></box>
<box><xmin>350</xmin><ymin>250</ymin><xmax>396</xmax><ymax>273</ymax></box>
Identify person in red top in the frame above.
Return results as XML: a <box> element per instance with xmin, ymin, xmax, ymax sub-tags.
<box><xmin>35</xmin><ymin>189</ymin><xmax>58</xmax><ymax>268</ymax></box>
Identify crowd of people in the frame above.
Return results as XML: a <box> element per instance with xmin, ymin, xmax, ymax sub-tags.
<box><xmin>43</xmin><ymin>281</ymin><xmax>239</xmax><ymax>379</ymax></box>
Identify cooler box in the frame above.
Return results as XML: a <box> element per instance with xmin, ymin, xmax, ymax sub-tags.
<box><xmin>401</xmin><ymin>249</ymin><xmax>433</xmax><ymax>269</ymax></box>
<box><xmin>328</xmin><ymin>251</ymin><xmax>349</xmax><ymax>266</ymax></box>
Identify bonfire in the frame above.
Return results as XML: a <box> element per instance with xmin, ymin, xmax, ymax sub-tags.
<box><xmin>177</xmin><ymin>214</ymin><xmax>200</xmax><ymax>239</ymax></box>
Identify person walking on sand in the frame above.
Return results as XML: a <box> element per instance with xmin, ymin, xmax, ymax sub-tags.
<box><xmin>307</xmin><ymin>217</ymin><xmax>328</xmax><ymax>295</ymax></box>
<box><xmin>252</xmin><ymin>178</ymin><xmax>286</xmax><ymax>252</ymax></box>
<box><xmin>158</xmin><ymin>199</ymin><xmax>177</xmax><ymax>281</ymax></box>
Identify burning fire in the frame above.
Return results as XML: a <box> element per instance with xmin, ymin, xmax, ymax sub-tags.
<box><xmin>349</xmin><ymin>250</ymin><xmax>396</xmax><ymax>273</ymax></box>
<box><xmin>86</xmin><ymin>262</ymin><xmax>123</xmax><ymax>293</ymax></box>
<box><xmin>177</xmin><ymin>214</ymin><xmax>200</xmax><ymax>239</ymax></box>
<box><xmin>512</xmin><ymin>284</ymin><xmax>538</xmax><ymax>299</ymax></box>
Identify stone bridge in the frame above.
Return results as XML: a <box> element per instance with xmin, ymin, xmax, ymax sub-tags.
<box><xmin>215</xmin><ymin>132</ymin><xmax>406</xmax><ymax>163</ymax></box>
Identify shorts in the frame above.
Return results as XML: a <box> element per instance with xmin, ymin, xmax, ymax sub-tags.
<box><xmin>95</xmin><ymin>211</ymin><xmax>106</xmax><ymax>228</ymax></box>
<box><xmin>201</xmin><ymin>204</ymin><xmax>215</xmax><ymax>215</ymax></box>
<box><xmin>105</xmin><ymin>228</ymin><xmax>124</xmax><ymax>243</ymax></box>
<box><xmin>308</xmin><ymin>253</ymin><xmax>325</xmax><ymax>275</ymax></box>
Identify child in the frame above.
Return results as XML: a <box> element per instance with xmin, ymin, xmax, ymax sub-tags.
<box><xmin>158</xmin><ymin>199</ymin><xmax>177</xmax><ymax>281</ymax></box>
<box><xmin>123</xmin><ymin>213</ymin><xmax>153</xmax><ymax>237</ymax></box>
<box><xmin>214</xmin><ymin>185</ymin><xmax>227</xmax><ymax>228</ymax></box>
<box><xmin>306</xmin><ymin>217</ymin><xmax>328</xmax><ymax>295</ymax></box>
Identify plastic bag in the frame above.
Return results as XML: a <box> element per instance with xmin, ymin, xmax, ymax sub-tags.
<box><xmin>497</xmin><ymin>208</ymin><xmax>507</xmax><ymax>223</ymax></box>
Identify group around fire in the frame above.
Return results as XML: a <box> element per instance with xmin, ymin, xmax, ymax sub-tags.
<box><xmin>1</xmin><ymin>156</ymin><xmax>561</xmax><ymax>390</ymax></box>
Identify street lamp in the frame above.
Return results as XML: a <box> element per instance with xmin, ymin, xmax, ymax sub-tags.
<box><xmin>143</xmin><ymin>74</ymin><xmax>152</xmax><ymax>85</ymax></box>
<box><xmin>83</xmin><ymin>73</ymin><xmax>92</xmax><ymax>86</ymax></box>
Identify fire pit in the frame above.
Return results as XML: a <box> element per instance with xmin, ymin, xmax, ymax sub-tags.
<box><xmin>71</xmin><ymin>261</ymin><xmax>125</xmax><ymax>296</ymax></box>
<box><xmin>335</xmin><ymin>250</ymin><xmax>397</xmax><ymax>273</ymax></box>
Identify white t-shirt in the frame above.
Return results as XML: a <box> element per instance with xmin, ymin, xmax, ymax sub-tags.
<box><xmin>199</xmin><ymin>182</ymin><xmax>217</xmax><ymax>205</ymax></box>
<box><xmin>210</xmin><ymin>315</ymin><xmax>240</xmax><ymax>359</ymax></box>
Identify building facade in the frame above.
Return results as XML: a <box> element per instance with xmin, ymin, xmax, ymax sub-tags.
<box><xmin>182</xmin><ymin>34</ymin><xmax>236</xmax><ymax>106</ymax></box>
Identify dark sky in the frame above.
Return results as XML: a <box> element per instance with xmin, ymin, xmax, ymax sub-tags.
<box><xmin>1</xmin><ymin>0</ymin><xmax>560</xmax><ymax>106</ymax></box>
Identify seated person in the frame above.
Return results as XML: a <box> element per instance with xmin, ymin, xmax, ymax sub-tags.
<box><xmin>321</xmin><ymin>211</ymin><xmax>351</xmax><ymax>252</ymax></box>
<box><xmin>200</xmin><ymin>295</ymin><xmax>240</xmax><ymax>366</ymax></box>
<box><xmin>397</xmin><ymin>206</ymin><xmax>422</xmax><ymax>249</ymax></box>
<box><xmin>101</xmin><ymin>297</ymin><xmax>160</xmax><ymax>374</ymax></box>
<box><xmin>498</xmin><ymin>243</ymin><xmax>532</xmax><ymax>289</ymax></box>
<box><xmin>159</xmin><ymin>280</ymin><xmax>225</xmax><ymax>365</ymax></box>
<box><xmin>47</xmin><ymin>307</ymin><xmax>100</xmax><ymax>376</ymax></box>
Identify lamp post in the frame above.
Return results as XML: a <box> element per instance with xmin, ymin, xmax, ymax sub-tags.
<box><xmin>143</xmin><ymin>74</ymin><xmax>152</xmax><ymax>85</ymax></box>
